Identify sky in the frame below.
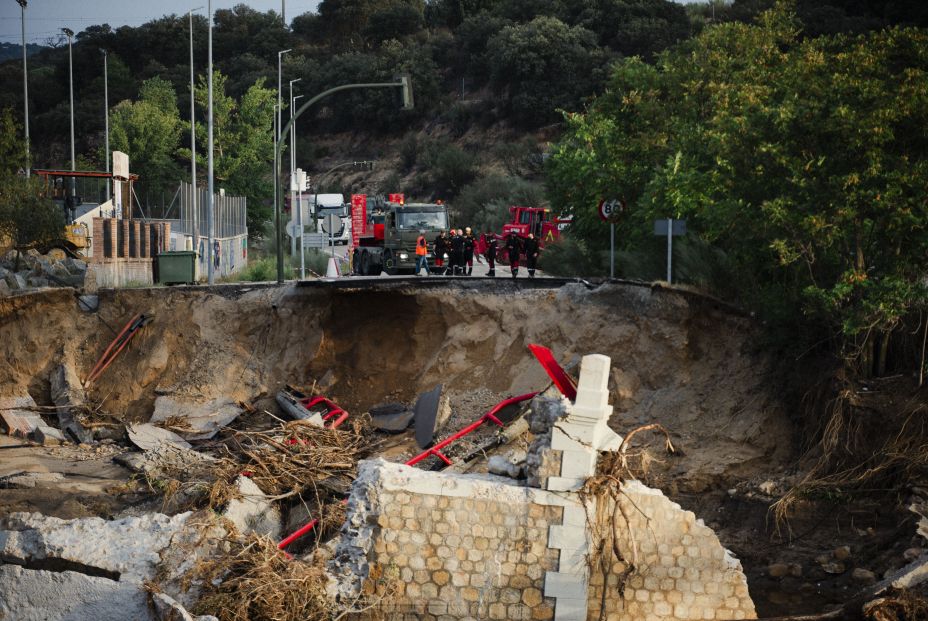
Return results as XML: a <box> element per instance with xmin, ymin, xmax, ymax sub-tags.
<box><xmin>0</xmin><ymin>0</ymin><xmax>321</xmax><ymax>43</ymax></box>
<box><xmin>0</xmin><ymin>0</ymin><xmax>703</xmax><ymax>44</ymax></box>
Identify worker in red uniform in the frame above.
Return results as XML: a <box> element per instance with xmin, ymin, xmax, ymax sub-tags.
<box><xmin>434</xmin><ymin>231</ymin><xmax>448</xmax><ymax>275</ymax></box>
<box><xmin>463</xmin><ymin>227</ymin><xmax>476</xmax><ymax>276</ymax></box>
<box><xmin>485</xmin><ymin>232</ymin><xmax>498</xmax><ymax>277</ymax></box>
<box><xmin>523</xmin><ymin>233</ymin><xmax>539</xmax><ymax>278</ymax></box>
<box><xmin>505</xmin><ymin>231</ymin><xmax>522</xmax><ymax>278</ymax></box>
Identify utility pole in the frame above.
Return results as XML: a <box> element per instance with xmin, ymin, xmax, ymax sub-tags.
<box><xmin>16</xmin><ymin>0</ymin><xmax>29</xmax><ymax>177</ymax></box>
<box><xmin>281</xmin><ymin>0</ymin><xmax>285</xmax><ymax>26</ymax></box>
<box><xmin>103</xmin><ymin>49</ymin><xmax>109</xmax><ymax>201</ymax></box>
<box><xmin>190</xmin><ymin>6</ymin><xmax>203</xmax><ymax>252</ymax></box>
<box><xmin>207</xmin><ymin>0</ymin><xmax>215</xmax><ymax>285</ymax></box>
<box><xmin>63</xmin><ymin>28</ymin><xmax>75</xmax><ymax>201</ymax></box>
<box><xmin>276</xmin><ymin>48</ymin><xmax>291</xmax><ymax>282</ymax></box>
<box><xmin>289</xmin><ymin>78</ymin><xmax>301</xmax><ymax>258</ymax></box>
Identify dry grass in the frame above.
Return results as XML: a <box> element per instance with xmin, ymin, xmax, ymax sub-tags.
<box><xmin>152</xmin><ymin>419</ymin><xmax>373</xmax><ymax>514</ymax></box>
<box><xmin>863</xmin><ymin>588</ymin><xmax>928</xmax><ymax>621</ymax></box>
<box><xmin>188</xmin><ymin>535</ymin><xmax>334</xmax><ymax>621</ymax></box>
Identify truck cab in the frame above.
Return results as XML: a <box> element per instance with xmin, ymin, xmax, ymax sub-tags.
<box><xmin>354</xmin><ymin>198</ymin><xmax>449</xmax><ymax>275</ymax></box>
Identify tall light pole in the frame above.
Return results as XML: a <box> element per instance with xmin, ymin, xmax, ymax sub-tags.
<box><xmin>292</xmin><ymin>92</ymin><xmax>303</xmax><ymax>275</ymax></box>
<box><xmin>189</xmin><ymin>6</ymin><xmax>203</xmax><ymax>252</ymax></box>
<box><xmin>288</xmin><ymin>78</ymin><xmax>301</xmax><ymax>258</ymax></box>
<box><xmin>275</xmin><ymin>48</ymin><xmax>291</xmax><ymax>279</ymax></box>
<box><xmin>281</xmin><ymin>0</ymin><xmax>285</xmax><ymax>26</ymax></box>
<box><xmin>16</xmin><ymin>0</ymin><xmax>29</xmax><ymax>177</ymax></box>
<box><xmin>207</xmin><ymin>0</ymin><xmax>215</xmax><ymax>285</ymax></box>
<box><xmin>102</xmin><ymin>49</ymin><xmax>109</xmax><ymax>201</ymax></box>
<box><xmin>63</xmin><ymin>27</ymin><xmax>75</xmax><ymax>200</ymax></box>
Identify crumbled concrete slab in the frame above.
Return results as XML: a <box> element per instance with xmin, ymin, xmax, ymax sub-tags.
<box><xmin>0</xmin><ymin>511</ymin><xmax>193</xmax><ymax>582</ymax></box>
<box><xmin>128</xmin><ymin>423</ymin><xmax>192</xmax><ymax>451</ymax></box>
<box><xmin>0</xmin><ymin>471</ymin><xmax>66</xmax><ymax>489</ymax></box>
<box><xmin>0</xmin><ymin>564</ymin><xmax>156</xmax><ymax>621</ymax></box>
<box><xmin>152</xmin><ymin>592</ymin><xmax>218</xmax><ymax>621</ymax></box>
<box><xmin>35</xmin><ymin>424</ymin><xmax>66</xmax><ymax>446</ymax></box>
<box><xmin>487</xmin><ymin>449</ymin><xmax>527</xmax><ymax>479</ymax></box>
<box><xmin>150</xmin><ymin>396</ymin><xmax>243</xmax><ymax>441</ymax></box>
<box><xmin>0</xmin><ymin>396</ymin><xmax>43</xmax><ymax>439</ymax></box>
<box><xmin>223</xmin><ymin>475</ymin><xmax>281</xmax><ymax>539</ymax></box>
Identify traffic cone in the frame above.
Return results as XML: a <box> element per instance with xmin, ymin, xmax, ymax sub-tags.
<box><xmin>326</xmin><ymin>257</ymin><xmax>340</xmax><ymax>278</ymax></box>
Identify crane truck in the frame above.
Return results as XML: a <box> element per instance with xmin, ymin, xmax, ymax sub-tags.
<box><xmin>350</xmin><ymin>194</ymin><xmax>450</xmax><ymax>276</ymax></box>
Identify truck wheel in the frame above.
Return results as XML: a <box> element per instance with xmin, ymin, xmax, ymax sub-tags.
<box><xmin>360</xmin><ymin>251</ymin><xmax>371</xmax><ymax>276</ymax></box>
<box><xmin>383</xmin><ymin>251</ymin><xmax>397</xmax><ymax>276</ymax></box>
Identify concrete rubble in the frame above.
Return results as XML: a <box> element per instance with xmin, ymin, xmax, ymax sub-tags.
<box><xmin>0</xmin><ymin>511</ymin><xmax>226</xmax><ymax>621</ymax></box>
<box><xmin>222</xmin><ymin>475</ymin><xmax>282</xmax><ymax>539</ymax></box>
<box><xmin>0</xmin><ymin>248</ymin><xmax>87</xmax><ymax>295</ymax></box>
<box><xmin>150</xmin><ymin>396</ymin><xmax>243</xmax><ymax>441</ymax></box>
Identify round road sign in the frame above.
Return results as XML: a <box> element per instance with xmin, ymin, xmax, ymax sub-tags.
<box><xmin>598</xmin><ymin>198</ymin><xmax>625</xmax><ymax>222</ymax></box>
<box><xmin>322</xmin><ymin>214</ymin><xmax>342</xmax><ymax>234</ymax></box>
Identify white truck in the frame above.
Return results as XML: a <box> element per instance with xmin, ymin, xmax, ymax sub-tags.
<box><xmin>310</xmin><ymin>193</ymin><xmax>352</xmax><ymax>245</ymax></box>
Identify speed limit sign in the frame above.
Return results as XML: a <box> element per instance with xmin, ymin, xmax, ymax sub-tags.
<box><xmin>598</xmin><ymin>198</ymin><xmax>625</xmax><ymax>222</ymax></box>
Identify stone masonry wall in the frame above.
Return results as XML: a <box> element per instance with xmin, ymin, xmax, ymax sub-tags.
<box><xmin>587</xmin><ymin>481</ymin><xmax>756</xmax><ymax>621</ymax></box>
<box><xmin>332</xmin><ymin>459</ymin><xmax>569</xmax><ymax>621</ymax></box>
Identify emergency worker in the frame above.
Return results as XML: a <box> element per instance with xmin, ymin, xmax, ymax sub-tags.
<box><xmin>463</xmin><ymin>227</ymin><xmax>476</xmax><ymax>276</ymax></box>
<box><xmin>524</xmin><ymin>233</ymin><xmax>540</xmax><ymax>278</ymax></box>
<box><xmin>449</xmin><ymin>228</ymin><xmax>464</xmax><ymax>275</ymax></box>
<box><xmin>485</xmin><ymin>232</ymin><xmax>498</xmax><ymax>277</ymax></box>
<box><xmin>434</xmin><ymin>231</ymin><xmax>448</xmax><ymax>274</ymax></box>
<box><xmin>414</xmin><ymin>233</ymin><xmax>430</xmax><ymax>276</ymax></box>
<box><xmin>505</xmin><ymin>231</ymin><xmax>522</xmax><ymax>278</ymax></box>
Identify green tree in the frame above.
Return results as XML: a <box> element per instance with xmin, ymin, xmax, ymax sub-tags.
<box><xmin>190</xmin><ymin>71</ymin><xmax>275</xmax><ymax>236</ymax></box>
<box><xmin>109</xmin><ymin>77</ymin><xmax>184</xmax><ymax>198</ymax></box>
<box><xmin>0</xmin><ymin>109</ymin><xmax>64</xmax><ymax>249</ymax></box>
<box><xmin>547</xmin><ymin>3</ymin><xmax>928</xmax><ymax>374</ymax></box>
<box><xmin>486</xmin><ymin>16</ymin><xmax>610</xmax><ymax>127</ymax></box>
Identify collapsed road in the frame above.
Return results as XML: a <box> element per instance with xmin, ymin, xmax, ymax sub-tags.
<box><xmin>0</xmin><ymin>279</ymin><xmax>925</xmax><ymax>620</ymax></box>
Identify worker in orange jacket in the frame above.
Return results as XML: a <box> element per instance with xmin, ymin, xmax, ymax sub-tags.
<box><xmin>414</xmin><ymin>234</ymin><xmax>430</xmax><ymax>276</ymax></box>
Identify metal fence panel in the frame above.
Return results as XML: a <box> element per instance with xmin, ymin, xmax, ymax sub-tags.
<box><xmin>172</xmin><ymin>181</ymin><xmax>248</xmax><ymax>238</ymax></box>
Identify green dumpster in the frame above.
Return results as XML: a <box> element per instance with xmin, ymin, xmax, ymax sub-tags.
<box><xmin>157</xmin><ymin>251</ymin><xmax>197</xmax><ymax>285</ymax></box>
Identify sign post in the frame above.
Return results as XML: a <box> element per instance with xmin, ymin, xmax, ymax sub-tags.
<box><xmin>598</xmin><ymin>198</ymin><xmax>624</xmax><ymax>279</ymax></box>
<box><xmin>653</xmin><ymin>218</ymin><xmax>687</xmax><ymax>284</ymax></box>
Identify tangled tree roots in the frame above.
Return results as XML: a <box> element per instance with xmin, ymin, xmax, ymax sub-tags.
<box><xmin>773</xmin><ymin>380</ymin><xmax>928</xmax><ymax>528</ymax></box>
<box><xmin>580</xmin><ymin>424</ymin><xmax>675</xmax><ymax>621</ymax></box>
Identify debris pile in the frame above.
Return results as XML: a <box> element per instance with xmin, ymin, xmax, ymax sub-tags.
<box><xmin>0</xmin><ymin>249</ymin><xmax>87</xmax><ymax>295</ymax></box>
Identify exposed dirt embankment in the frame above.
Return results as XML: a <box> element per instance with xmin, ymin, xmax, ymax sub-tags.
<box><xmin>0</xmin><ymin>281</ymin><xmax>792</xmax><ymax>488</ymax></box>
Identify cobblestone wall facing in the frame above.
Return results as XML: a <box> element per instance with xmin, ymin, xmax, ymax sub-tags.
<box><xmin>587</xmin><ymin>481</ymin><xmax>756</xmax><ymax>621</ymax></box>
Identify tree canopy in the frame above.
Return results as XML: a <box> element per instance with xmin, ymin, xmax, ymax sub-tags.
<box><xmin>546</xmin><ymin>3</ymin><xmax>928</xmax><ymax>371</ymax></box>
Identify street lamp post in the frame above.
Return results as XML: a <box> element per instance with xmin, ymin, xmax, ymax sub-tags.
<box><xmin>189</xmin><ymin>6</ymin><xmax>203</xmax><ymax>253</ymax></box>
<box><xmin>274</xmin><ymin>48</ymin><xmax>291</xmax><ymax>279</ymax></box>
<box><xmin>207</xmin><ymin>0</ymin><xmax>215</xmax><ymax>285</ymax></box>
<box><xmin>63</xmin><ymin>28</ymin><xmax>75</xmax><ymax>202</ymax></box>
<box><xmin>16</xmin><ymin>0</ymin><xmax>29</xmax><ymax>177</ymax></box>
<box><xmin>288</xmin><ymin>77</ymin><xmax>301</xmax><ymax>257</ymax></box>
<box><xmin>292</xmin><ymin>92</ymin><xmax>303</xmax><ymax>277</ymax></box>
<box><xmin>103</xmin><ymin>49</ymin><xmax>109</xmax><ymax>201</ymax></box>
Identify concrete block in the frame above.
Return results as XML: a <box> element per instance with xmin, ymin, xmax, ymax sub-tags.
<box><xmin>546</xmin><ymin>476</ymin><xmax>585</xmax><ymax>492</ymax></box>
<box><xmin>551</xmin><ymin>426</ymin><xmax>584</xmax><ymax>451</ymax></box>
<box><xmin>558</xmin><ymin>448</ymin><xmax>597</xmax><ymax>478</ymax></box>
<box><xmin>34</xmin><ymin>425</ymin><xmax>66</xmax><ymax>446</ymax></box>
<box><xmin>552</xmin><ymin>596</ymin><xmax>589</xmax><ymax>621</ymax></box>
<box><xmin>548</xmin><ymin>525</ymin><xmax>587</xmax><ymax>552</ymax></box>
<box><xmin>223</xmin><ymin>476</ymin><xmax>281</xmax><ymax>539</ymax></box>
<box><xmin>0</xmin><ymin>410</ymin><xmax>44</xmax><ymax>438</ymax></box>
<box><xmin>0</xmin><ymin>565</ymin><xmax>156</xmax><ymax>621</ymax></box>
<box><xmin>556</xmin><ymin>545</ymin><xmax>588</xmax><ymax>574</ymax></box>
<box><xmin>561</xmin><ymin>504</ymin><xmax>588</xmax><ymax>528</ymax></box>
<box><xmin>545</xmin><ymin>572</ymin><xmax>587</xmax><ymax>599</ymax></box>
